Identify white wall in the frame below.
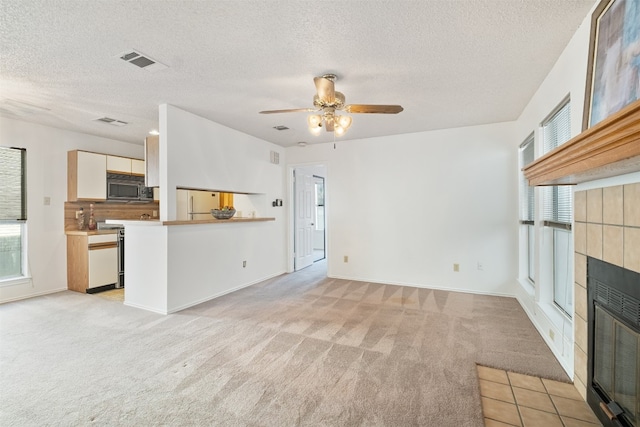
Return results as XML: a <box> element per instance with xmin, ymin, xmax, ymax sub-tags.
<box><xmin>159</xmin><ymin>104</ymin><xmax>286</xmax><ymax>221</ymax></box>
<box><xmin>512</xmin><ymin>3</ymin><xmax>598</xmax><ymax>377</ymax></box>
<box><xmin>287</xmin><ymin>122</ymin><xmax>517</xmax><ymax>296</ymax></box>
<box><xmin>0</xmin><ymin>117</ymin><xmax>143</xmax><ymax>303</ymax></box>
<box><xmin>122</xmin><ymin>105</ymin><xmax>287</xmax><ymax>313</ymax></box>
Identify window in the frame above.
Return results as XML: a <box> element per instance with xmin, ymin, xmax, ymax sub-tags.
<box><xmin>541</xmin><ymin>100</ymin><xmax>573</xmax><ymax>316</ymax></box>
<box><xmin>519</xmin><ymin>134</ymin><xmax>535</xmax><ymax>283</ymax></box>
<box><xmin>0</xmin><ymin>147</ymin><xmax>27</xmax><ymax>281</ymax></box>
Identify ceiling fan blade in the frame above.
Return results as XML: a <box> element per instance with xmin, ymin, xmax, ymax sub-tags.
<box><xmin>259</xmin><ymin>108</ymin><xmax>318</xmax><ymax>114</ymax></box>
<box><xmin>314</xmin><ymin>76</ymin><xmax>335</xmax><ymax>103</ymax></box>
<box><xmin>343</xmin><ymin>104</ymin><xmax>404</xmax><ymax>114</ymax></box>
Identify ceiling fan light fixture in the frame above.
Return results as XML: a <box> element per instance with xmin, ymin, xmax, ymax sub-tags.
<box><xmin>336</xmin><ymin>115</ymin><xmax>352</xmax><ymax>130</ymax></box>
<box><xmin>308</xmin><ymin>114</ymin><xmax>322</xmax><ymax>128</ymax></box>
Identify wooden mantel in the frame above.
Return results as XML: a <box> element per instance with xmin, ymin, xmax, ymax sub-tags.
<box><xmin>524</xmin><ymin>99</ymin><xmax>640</xmax><ymax>186</ymax></box>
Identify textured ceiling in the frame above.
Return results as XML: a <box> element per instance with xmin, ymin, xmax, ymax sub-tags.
<box><xmin>0</xmin><ymin>0</ymin><xmax>596</xmax><ymax>147</ymax></box>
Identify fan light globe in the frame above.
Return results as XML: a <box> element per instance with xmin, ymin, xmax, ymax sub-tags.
<box><xmin>308</xmin><ymin>115</ymin><xmax>322</xmax><ymax>128</ymax></box>
<box><xmin>336</xmin><ymin>115</ymin><xmax>352</xmax><ymax>130</ymax></box>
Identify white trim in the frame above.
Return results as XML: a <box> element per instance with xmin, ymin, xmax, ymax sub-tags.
<box><xmin>517</xmin><ymin>277</ymin><xmax>535</xmax><ymax>298</ymax></box>
<box><xmin>287</xmin><ymin>162</ymin><xmax>328</xmax><ymax>274</ymax></box>
<box><xmin>515</xmin><ymin>289</ymin><xmax>574</xmax><ymax>378</ymax></box>
<box><xmin>0</xmin><ymin>287</ymin><xmax>66</xmax><ymax>304</ymax></box>
<box><xmin>123</xmin><ymin>301</ymin><xmax>168</xmax><ymax>315</ymax></box>
<box><xmin>329</xmin><ymin>274</ymin><xmax>515</xmax><ymax>298</ymax></box>
<box><xmin>165</xmin><ymin>271</ymin><xmax>286</xmax><ymax>314</ymax></box>
<box><xmin>575</xmin><ymin>171</ymin><xmax>640</xmax><ymax>191</ymax></box>
<box><xmin>0</xmin><ymin>275</ymin><xmax>32</xmax><ymax>288</ymax></box>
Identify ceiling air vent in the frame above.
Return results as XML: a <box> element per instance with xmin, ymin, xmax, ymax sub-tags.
<box><xmin>94</xmin><ymin>117</ymin><xmax>128</xmax><ymax>126</ymax></box>
<box><xmin>270</xmin><ymin>151</ymin><xmax>280</xmax><ymax>165</ymax></box>
<box><xmin>117</xmin><ymin>49</ymin><xmax>168</xmax><ymax>72</ymax></box>
<box><xmin>273</xmin><ymin>125</ymin><xmax>289</xmax><ymax>131</ymax></box>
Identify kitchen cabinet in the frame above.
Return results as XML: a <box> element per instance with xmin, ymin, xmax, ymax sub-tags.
<box><xmin>107</xmin><ymin>155</ymin><xmax>145</xmax><ymax>176</ymax></box>
<box><xmin>68</xmin><ymin>150</ymin><xmax>107</xmax><ymax>201</ymax></box>
<box><xmin>107</xmin><ymin>155</ymin><xmax>131</xmax><ymax>174</ymax></box>
<box><xmin>67</xmin><ymin>233</ymin><xmax>118</xmax><ymax>292</ymax></box>
<box><xmin>131</xmin><ymin>159</ymin><xmax>145</xmax><ymax>175</ymax></box>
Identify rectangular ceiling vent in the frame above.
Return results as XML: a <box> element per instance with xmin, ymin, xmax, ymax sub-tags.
<box><xmin>94</xmin><ymin>117</ymin><xmax>128</xmax><ymax>126</ymax></box>
<box><xmin>117</xmin><ymin>49</ymin><xmax>168</xmax><ymax>72</ymax></box>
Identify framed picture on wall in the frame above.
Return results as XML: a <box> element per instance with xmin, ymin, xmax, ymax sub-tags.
<box><xmin>583</xmin><ymin>0</ymin><xmax>640</xmax><ymax>130</ymax></box>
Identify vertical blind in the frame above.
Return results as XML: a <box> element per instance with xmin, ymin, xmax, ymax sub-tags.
<box><xmin>520</xmin><ymin>134</ymin><xmax>535</xmax><ymax>222</ymax></box>
<box><xmin>0</xmin><ymin>147</ymin><xmax>26</xmax><ymax>221</ymax></box>
<box><xmin>542</xmin><ymin>101</ymin><xmax>572</xmax><ymax>226</ymax></box>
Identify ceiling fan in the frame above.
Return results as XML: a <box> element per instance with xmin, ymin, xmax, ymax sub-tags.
<box><xmin>259</xmin><ymin>74</ymin><xmax>403</xmax><ymax>136</ymax></box>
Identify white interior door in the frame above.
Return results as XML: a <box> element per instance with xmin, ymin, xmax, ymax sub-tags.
<box><xmin>294</xmin><ymin>169</ymin><xmax>314</xmax><ymax>271</ymax></box>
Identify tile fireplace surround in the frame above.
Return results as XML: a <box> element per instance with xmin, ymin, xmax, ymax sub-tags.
<box><xmin>573</xmin><ymin>182</ymin><xmax>640</xmax><ymax>399</ymax></box>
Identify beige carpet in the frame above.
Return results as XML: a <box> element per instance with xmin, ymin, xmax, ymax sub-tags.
<box><xmin>0</xmin><ymin>261</ymin><xmax>568</xmax><ymax>426</ymax></box>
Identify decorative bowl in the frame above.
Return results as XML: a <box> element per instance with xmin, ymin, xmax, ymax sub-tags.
<box><xmin>211</xmin><ymin>208</ymin><xmax>236</xmax><ymax>220</ymax></box>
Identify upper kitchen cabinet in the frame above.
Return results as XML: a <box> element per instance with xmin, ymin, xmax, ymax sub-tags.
<box><xmin>144</xmin><ymin>135</ymin><xmax>159</xmax><ymax>187</ymax></box>
<box><xmin>107</xmin><ymin>155</ymin><xmax>145</xmax><ymax>176</ymax></box>
<box><xmin>68</xmin><ymin>150</ymin><xmax>107</xmax><ymax>201</ymax></box>
<box><xmin>131</xmin><ymin>159</ymin><xmax>145</xmax><ymax>176</ymax></box>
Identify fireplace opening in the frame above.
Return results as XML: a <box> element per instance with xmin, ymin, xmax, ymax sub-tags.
<box><xmin>587</xmin><ymin>257</ymin><xmax>640</xmax><ymax>427</ymax></box>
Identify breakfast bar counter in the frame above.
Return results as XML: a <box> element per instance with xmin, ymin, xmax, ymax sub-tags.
<box><xmin>109</xmin><ymin>216</ymin><xmax>282</xmax><ymax>314</ymax></box>
<box><xmin>110</xmin><ymin>218</ymin><xmax>275</xmax><ymax>227</ymax></box>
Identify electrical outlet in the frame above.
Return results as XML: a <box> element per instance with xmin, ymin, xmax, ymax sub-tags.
<box><xmin>477</xmin><ymin>262</ymin><xmax>483</xmax><ymax>271</ymax></box>
<box><xmin>243</xmin><ymin>260</ymin><xmax>246</xmax><ymax>268</ymax></box>
<box><xmin>453</xmin><ymin>263</ymin><xmax>460</xmax><ymax>272</ymax></box>
<box><xmin>343</xmin><ymin>255</ymin><xmax>348</xmax><ymax>263</ymax></box>
<box><xmin>153</xmin><ymin>210</ymin><xmax>158</xmax><ymax>217</ymax></box>
<box><xmin>75</xmin><ymin>210</ymin><xmax>82</xmax><ymax>219</ymax></box>
<box><xmin>43</xmin><ymin>196</ymin><xmax>51</xmax><ymax>206</ymax></box>
<box><xmin>549</xmin><ymin>329</ymin><xmax>555</xmax><ymax>340</ymax></box>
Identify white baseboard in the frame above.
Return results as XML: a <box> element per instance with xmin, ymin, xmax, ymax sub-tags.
<box><xmin>328</xmin><ymin>274</ymin><xmax>515</xmax><ymax>299</ymax></box>
<box><xmin>0</xmin><ymin>287</ymin><xmax>67</xmax><ymax>304</ymax></box>
<box><xmin>166</xmin><ymin>271</ymin><xmax>287</xmax><ymax>314</ymax></box>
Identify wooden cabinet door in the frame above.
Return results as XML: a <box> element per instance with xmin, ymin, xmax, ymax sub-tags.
<box><xmin>131</xmin><ymin>159</ymin><xmax>145</xmax><ymax>176</ymax></box>
<box><xmin>76</xmin><ymin>151</ymin><xmax>107</xmax><ymax>200</ymax></box>
<box><xmin>88</xmin><ymin>246</ymin><xmax>117</xmax><ymax>288</ymax></box>
<box><xmin>107</xmin><ymin>155</ymin><xmax>131</xmax><ymax>174</ymax></box>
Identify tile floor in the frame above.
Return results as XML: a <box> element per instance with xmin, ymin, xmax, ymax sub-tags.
<box><xmin>477</xmin><ymin>365</ymin><xmax>602</xmax><ymax>427</ymax></box>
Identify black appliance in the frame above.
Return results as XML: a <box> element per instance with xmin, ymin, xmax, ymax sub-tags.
<box><xmin>117</xmin><ymin>228</ymin><xmax>124</xmax><ymax>288</ymax></box>
<box><xmin>107</xmin><ymin>173</ymin><xmax>154</xmax><ymax>202</ymax></box>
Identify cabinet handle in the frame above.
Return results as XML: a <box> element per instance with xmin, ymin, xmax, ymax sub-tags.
<box><xmin>599</xmin><ymin>402</ymin><xmax>615</xmax><ymax>420</ymax></box>
<box><xmin>88</xmin><ymin>242</ymin><xmax>117</xmax><ymax>250</ymax></box>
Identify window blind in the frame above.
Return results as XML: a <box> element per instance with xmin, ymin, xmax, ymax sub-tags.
<box><xmin>542</xmin><ymin>101</ymin><xmax>572</xmax><ymax>227</ymax></box>
<box><xmin>520</xmin><ymin>134</ymin><xmax>535</xmax><ymax>223</ymax></box>
<box><xmin>542</xmin><ymin>101</ymin><xmax>571</xmax><ymax>153</ymax></box>
<box><xmin>0</xmin><ymin>147</ymin><xmax>26</xmax><ymax>221</ymax></box>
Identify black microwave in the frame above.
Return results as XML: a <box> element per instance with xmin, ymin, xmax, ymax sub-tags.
<box><xmin>107</xmin><ymin>173</ymin><xmax>154</xmax><ymax>202</ymax></box>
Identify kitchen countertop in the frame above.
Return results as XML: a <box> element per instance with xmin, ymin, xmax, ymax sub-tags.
<box><xmin>65</xmin><ymin>229</ymin><xmax>119</xmax><ymax>236</ymax></box>
<box><xmin>108</xmin><ymin>218</ymin><xmax>274</xmax><ymax>226</ymax></box>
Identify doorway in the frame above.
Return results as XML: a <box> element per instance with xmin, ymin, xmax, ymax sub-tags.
<box><xmin>293</xmin><ymin>165</ymin><xmax>327</xmax><ymax>272</ymax></box>
<box><xmin>313</xmin><ymin>175</ymin><xmax>325</xmax><ymax>262</ymax></box>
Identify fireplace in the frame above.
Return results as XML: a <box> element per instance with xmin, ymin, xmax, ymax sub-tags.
<box><xmin>587</xmin><ymin>257</ymin><xmax>640</xmax><ymax>427</ymax></box>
